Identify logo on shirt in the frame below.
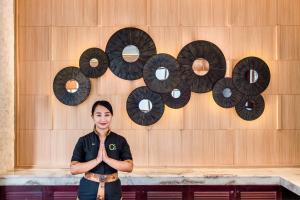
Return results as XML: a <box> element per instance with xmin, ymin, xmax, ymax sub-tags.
<box><xmin>109</xmin><ymin>144</ymin><xmax>117</xmax><ymax>151</ymax></box>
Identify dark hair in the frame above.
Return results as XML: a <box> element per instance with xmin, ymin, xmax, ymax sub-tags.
<box><xmin>91</xmin><ymin>100</ymin><xmax>113</xmax><ymax>115</ymax></box>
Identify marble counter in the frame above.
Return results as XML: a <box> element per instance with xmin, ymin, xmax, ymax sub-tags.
<box><xmin>0</xmin><ymin>168</ymin><xmax>300</xmax><ymax>196</ymax></box>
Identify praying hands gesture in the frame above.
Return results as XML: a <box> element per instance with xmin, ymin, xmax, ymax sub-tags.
<box><xmin>96</xmin><ymin>139</ymin><xmax>109</xmax><ymax>164</ymax></box>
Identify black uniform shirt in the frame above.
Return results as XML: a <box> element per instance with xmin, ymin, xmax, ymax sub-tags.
<box><xmin>71</xmin><ymin>131</ymin><xmax>132</xmax><ymax>174</ymax></box>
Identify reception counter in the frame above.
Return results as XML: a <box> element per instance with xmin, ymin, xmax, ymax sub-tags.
<box><xmin>1</xmin><ymin>168</ymin><xmax>300</xmax><ymax>194</ymax></box>
<box><xmin>0</xmin><ymin>168</ymin><xmax>300</xmax><ymax>199</ymax></box>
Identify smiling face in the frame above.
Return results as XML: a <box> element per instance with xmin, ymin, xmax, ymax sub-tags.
<box><xmin>92</xmin><ymin>105</ymin><xmax>112</xmax><ymax>130</ymax></box>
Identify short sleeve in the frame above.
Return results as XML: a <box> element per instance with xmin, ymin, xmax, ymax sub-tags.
<box><xmin>71</xmin><ymin>137</ymin><xmax>85</xmax><ymax>162</ymax></box>
<box><xmin>120</xmin><ymin>138</ymin><xmax>133</xmax><ymax>161</ymax></box>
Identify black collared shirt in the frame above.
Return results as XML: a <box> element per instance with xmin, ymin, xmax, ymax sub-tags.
<box><xmin>71</xmin><ymin>131</ymin><xmax>133</xmax><ymax>174</ymax></box>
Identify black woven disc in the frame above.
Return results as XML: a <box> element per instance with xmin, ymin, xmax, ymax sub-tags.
<box><xmin>105</xmin><ymin>27</ymin><xmax>157</xmax><ymax>80</ymax></box>
<box><xmin>79</xmin><ymin>47</ymin><xmax>109</xmax><ymax>78</ymax></box>
<box><xmin>212</xmin><ymin>78</ymin><xmax>243</xmax><ymax>108</ymax></box>
<box><xmin>53</xmin><ymin>67</ymin><xmax>91</xmax><ymax>106</ymax></box>
<box><xmin>177</xmin><ymin>40</ymin><xmax>226</xmax><ymax>93</ymax></box>
<box><xmin>235</xmin><ymin>95</ymin><xmax>265</xmax><ymax>121</ymax></box>
<box><xmin>126</xmin><ymin>86</ymin><xmax>164</xmax><ymax>126</ymax></box>
<box><xmin>143</xmin><ymin>53</ymin><xmax>181</xmax><ymax>93</ymax></box>
<box><xmin>232</xmin><ymin>56</ymin><xmax>270</xmax><ymax>96</ymax></box>
<box><xmin>161</xmin><ymin>81</ymin><xmax>191</xmax><ymax>109</ymax></box>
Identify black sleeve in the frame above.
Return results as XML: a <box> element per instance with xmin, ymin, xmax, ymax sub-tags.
<box><xmin>71</xmin><ymin>137</ymin><xmax>85</xmax><ymax>162</ymax></box>
<box><xmin>120</xmin><ymin>138</ymin><xmax>133</xmax><ymax>161</ymax></box>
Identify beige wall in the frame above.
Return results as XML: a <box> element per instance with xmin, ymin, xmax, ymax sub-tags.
<box><xmin>15</xmin><ymin>0</ymin><xmax>300</xmax><ymax>169</ymax></box>
<box><xmin>0</xmin><ymin>0</ymin><xmax>14</xmax><ymax>172</ymax></box>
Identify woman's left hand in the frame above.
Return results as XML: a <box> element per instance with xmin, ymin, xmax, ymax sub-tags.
<box><xmin>101</xmin><ymin>143</ymin><xmax>110</xmax><ymax>163</ymax></box>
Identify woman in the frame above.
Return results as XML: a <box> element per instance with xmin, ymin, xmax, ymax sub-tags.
<box><xmin>70</xmin><ymin>100</ymin><xmax>133</xmax><ymax>200</ymax></box>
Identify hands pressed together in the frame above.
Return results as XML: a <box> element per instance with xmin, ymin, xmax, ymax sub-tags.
<box><xmin>95</xmin><ymin>139</ymin><xmax>110</xmax><ymax>164</ymax></box>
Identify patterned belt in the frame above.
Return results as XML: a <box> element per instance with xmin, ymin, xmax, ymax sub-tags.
<box><xmin>84</xmin><ymin>172</ymin><xmax>118</xmax><ymax>200</ymax></box>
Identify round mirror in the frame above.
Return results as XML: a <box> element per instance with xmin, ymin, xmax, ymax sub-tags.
<box><xmin>65</xmin><ymin>79</ymin><xmax>79</xmax><ymax>93</ymax></box>
<box><xmin>222</xmin><ymin>88</ymin><xmax>232</xmax><ymax>98</ymax></box>
<box><xmin>192</xmin><ymin>58</ymin><xmax>210</xmax><ymax>76</ymax></box>
<box><xmin>245</xmin><ymin>69</ymin><xmax>258</xmax><ymax>84</ymax></box>
<box><xmin>171</xmin><ymin>89</ymin><xmax>181</xmax><ymax>99</ymax></box>
<box><xmin>245</xmin><ymin>100</ymin><xmax>255</xmax><ymax>111</ymax></box>
<box><xmin>155</xmin><ymin>67</ymin><xmax>170</xmax><ymax>81</ymax></box>
<box><xmin>89</xmin><ymin>58</ymin><xmax>99</xmax><ymax>68</ymax></box>
<box><xmin>122</xmin><ymin>45</ymin><xmax>140</xmax><ymax>63</ymax></box>
<box><xmin>138</xmin><ymin>99</ymin><xmax>153</xmax><ymax>113</ymax></box>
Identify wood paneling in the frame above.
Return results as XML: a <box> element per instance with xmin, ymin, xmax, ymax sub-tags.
<box><xmin>180</xmin><ymin>0</ymin><xmax>229</xmax><ymax>26</ymax></box>
<box><xmin>18</xmin><ymin>27</ymin><xmax>50</xmax><ymax>61</ymax></box>
<box><xmin>278</xmin><ymin>61</ymin><xmax>300</xmax><ymax>94</ymax></box>
<box><xmin>231</xmin><ymin>26</ymin><xmax>276</xmax><ymax>60</ymax></box>
<box><xmin>16</xmin><ymin>0</ymin><xmax>300</xmax><ymax>168</ymax></box>
<box><xmin>149</xmin><ymin>130</ymin><xmax>182</xmax><ymax>167</ymax></box>
<box><xmin>150</xmin><ymin>0</ymin><xmax>179</xmax><ymax>26</ymax></box>
<box><xmin>181</xmin><ymin>130</ymin><xmax>234</xmax><ymax>166</ymax></box>
<box><xmin>18</xmin><ymin>0</ymin><xmax>51</xmax><ymax>26</ymax></box>
<box><xmin>52</xmin><ymin>0</ymin><xmax>98</xmax><ymax>26</ymax></box>
<box><xmin>18</xmin><ymin>130</ymin><xmax>52</xmax><ymax>167</ymax></box>
<box><xmin>231</xmin><ymin>0</ymin><xmax>277</xmax><ymax>26</ymax></box>
<box><xmin>278</xmin><ymin>0</ymin><xmax>300</xmax><ymax>25</ymax></box>
<box><xmin>278</xmin><ymin>26</ymin><xmax>300</xmax><ymax>60</ymax></box>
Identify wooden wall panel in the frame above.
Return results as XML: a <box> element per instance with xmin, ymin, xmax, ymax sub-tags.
<box><xmin>19</xmin><ymin>62</ymin><xmax>51</xmax><ymax>95</ymax></box>
<box><xmin>231</xmin><ymin>0</ymin><xmax>277</xmax><ymax>26</ymax></box>
<box><xmin>18</xmin><ymin>27</ymin><xmax>50</xmax><ymax>61</ymax></box>
<box><xmin>183</xmin><ymin>93</ymin><xmax>232</xmax><ymax>130</ymax></box>
<box><xmin>19</xmin><ymin>95</ymin><xmax>52</xmax><ymax>130</ymax></box>
<box><xmin>150</xmin><ymin>0</ymin><xmax>179</xmax><ymax>26</ymax></box>
<box><xmin>16</xmin><ymin>0</ymin><xmax>300</xmax><ymax>168</ymax></box>
<box><xmin>149</xmin><ymin>130</ymin><xmax>182</xmax><ymax>167</ymax></box>
<box><xmin>231</xmin><ymin>27</ymin><xmax>276</xmax><ymax>60</ymax></box>
<box><xmin>18</xmin><ymin>130</ymin><xmax>52</xmax><ymax>167</ymax></box>
<box><xmin>278</xmin><ymin>61</ymin><xmax>300</xmax><ymax>94</ymax></box>
<box><xmin>18</xmin><ymin>0</ymin><xmax>51</xmax><ymax>26</ymax></box>
<box><xmin>180</xmin><ymin>0</ymin><xmax>229</xmax><ymax>26</ymax></box>
<box><xmin>51</xmin><ymin>27</ymin><xmax>100</xmax><ymax>61</ymax></box>
<box><xmin>181</xmin><ymin>130</ymin><xmax>234</xmax><ymax>166</ymax></box>
<box><xmin>149</xmin><ymin>27</ymin><xmax>180</xmax><ymax>57</ymax></box>
<box><xmin>278</xmin><ymin>26</ymin><xmax>300</xmax><ymax>60</ymax></box>
<box><xmin>281</xmin><ymin>95</ymin><xmax>300</xmax><ymax>129</ymax></box>
<box><xmin>52</xmin><ymin>0</ymin><xmax>98</xmax><ymax>26</ymax></box>
<box><xmin>278</xmin><ymin>0</ymin><xmax>300</xmax><ymax>25</ymax></box>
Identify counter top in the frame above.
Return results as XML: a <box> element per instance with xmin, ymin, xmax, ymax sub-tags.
<box><xmin>0</xmin><ymin>168</ymin><xmax>300</xmax><ymax>196</ymax></box>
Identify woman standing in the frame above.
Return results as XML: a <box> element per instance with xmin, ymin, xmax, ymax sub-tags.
<box><xmin>70</xmin><ymin>100</ymin><xmax>133</xmax><ymax>200</ymax></box>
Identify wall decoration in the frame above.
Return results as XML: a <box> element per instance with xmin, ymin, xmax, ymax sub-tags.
<box><xmin>177</xmin><ymin>40</ymin><xmax>226</xmax><ymax>93</ymax></box>
<box><xmin>143</xmin><ymin>53</ymin><xmax>181</xmax><ymax>93</ymax></box>
<box><xmin>161</xmin><ymin>81</ymin><xmax>191</xmax><ymax>109</ymax></box>
<box><xmin>53</xmin><ymin>26</ymin><xmax>271</xmax><ymax>123</ymax></box>
<box><xmin>212</xmin><ymin>78</ymin><xmax>243</xmax><ymax>108</ymax></box>
<box><xmin>126</xmin><ymin>86</ymin><xmax>164</xmax><ymax>126</ymax></box>
<box><xmin>105</xmin><ymin>27</ymin><xmax>157</xmax><ymax>80</ymax></box>
<box><xmin>53</xmin><ymin>67</ymin><xmax>91</xmax><ymax>106</ymax></box>
<box><xmin>232</xmin><ymin>56</ymin><xmax>270</xmax><ymax>96</ymax></box>
<box><xmin>235</xmin><ymin>94</ymin><xmax>265</xmax><ymax>121</ymax></box>
<box><xmin>79</xmin><ymin>47</ymin><xmax>109</xmax><ymax>78</ymax></box>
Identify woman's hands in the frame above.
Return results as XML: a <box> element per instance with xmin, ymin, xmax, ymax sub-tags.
<box><xmin>96</xmin><ymin>139</ymin><xmax>110</xmax><ymax>164</ymax></box>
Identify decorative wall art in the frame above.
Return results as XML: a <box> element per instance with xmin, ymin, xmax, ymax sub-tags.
<box><xmin>177</xmin><ymin>40</ymin><xmax>227</xmax><ymax>93</ymax></box>
<box><xmin>126</xmin><ymin>86</ymin><xmax>165</xmax><ymax>126</ymax></box>
<box><xmin>53</xmin><ymin>67</ymin><xmax>91</xmax><ymax>106</ymax></box>
<box><xmin>53</xmin><ymin>27</ymin><xmax>271</xmax><ymax>125</ymax></box>
<box><xmin>79</xmin><ymin>47</ymin><xmax>109</xmax><ymax>78</ymax></box>
<box><xmin>105</xmin><ymin>27</ymin><xmax>157</xmax><ymax>80</ymax></box>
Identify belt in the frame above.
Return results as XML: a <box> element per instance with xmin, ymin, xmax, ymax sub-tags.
<box><xmin>84</xmin><ymin>172</ymin><xmax>118</xmax><ymax>200</ymax></box>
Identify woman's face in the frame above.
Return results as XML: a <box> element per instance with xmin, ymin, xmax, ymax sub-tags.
<box><xmin>92</xmin><ymin>105</ymin><xmax>112</xmax><ymax>130</ymax></box>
